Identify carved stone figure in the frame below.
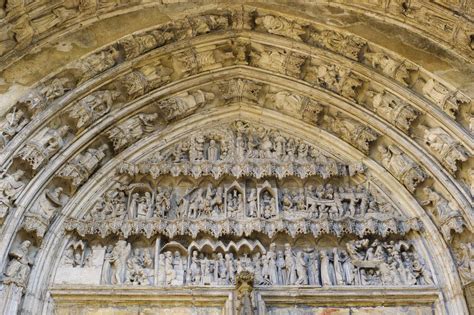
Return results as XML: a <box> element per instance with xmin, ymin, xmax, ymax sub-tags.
<box><xmin>3</xmin><ymin>241</ymin><xmax>33</xmax><ymax>288</ymax></box>
<box><xmin>69</xmin><ymin>90</ymin><xmax>120</xmax><ymax>129</ymax></box>
<box><xmin>103</xmin><ymin>240</ymin><xmax>131</xmax><ymax>285</ymax></box>
<box><xmin>107</xmin><ymin>113</ymin><xmax>158</xmax><ymax>151</ymax></box>
<box><xmin>235</xmin><ymin>271</ymin><xmax>255</xmax><ymax>315</ymax></box>
<box><xmin>421</xmin><ymin>188</ymin><xmax>466</xmax><ymax>241</ymax></box>
<box><xmin>57</xmin><ymin>144</ymin><xmax>108</xmax><ymax>188</ymax></box>
<box><xmin>16</xmin><ymin>125</ymin><xmax>70</xmax><ymax>170</ymax></box>
<box><xmin>423</xmin><ymin>127</ymin><xmax>469</xmax><ymax>173</ymax></box>
<box><xmin>0</xmin><ymin>108</ymin><xmax>29</xmax><ymax>147</ymax></box>
<box><xmin>22</xmin><ymin>187</ymin><xmax>68</xmax><ymax>237</ymax></box>
<box><xmin>125</xmin><ymin>248</ymin><xmax>153</xmax><ymax>285</ymax></box>
<box><xmin>371</xmin><ymin>91</ymin><xmax>418</xmax><ymax>131</ymax></box>
<box><xmin>378</xmin><ymin>145</ymin><xmax>426</xmax><ymax>192</ymax></box>
<box><xmin>75</xmin><ymin>47</ymin><xmax>121</xmax><ymax>83</ymax></box>
<box><xmin>325</xmin><ymin>114</ymin><xmax>379</xmax><ymax>153</ymax></box>
<box><xmin>295</xmin><ymin>251</ymin><xmax>308</xmax><ymax>285</ymax></box>
<box><xmin>124</xmin><ymin>65</ymin><xmax>173</xmax><ymax>99</ymax></box>
<box><xmin>320</xmin><ymin>250</ymin><xmax>332</xmax><ymax>286</ymax></box>
<box><xmin>0</xmin><ymin>169</ymin><xmax>25</xmax><ymax>221</ymax></box>
<box><xmin>157</xmin><ymin>90</ymin><xmax>214</xmax><ymax>121</ymax></box>
<box><xmin>62</xmin><ymin>240</ymin><xmax>91</xmax><ymax>268</ymax></box>
<box><xmin>454</xmin><ymin>242</ymin><xmax>474</xmax><ymax>285</ymax></box>
<box><xmin>255</xmin><ymin>15</ymin><xmax>305</xmax><ymax>41</ymax></box>
<box><xmin>421</xmin><ymin>79</ymin><xmax>468</xmax><ymax>118</ymax></box>
<box><xmin>310</xmin><ymin>29</ymin><xmax>366</xmax><ymax>60</ymax></box>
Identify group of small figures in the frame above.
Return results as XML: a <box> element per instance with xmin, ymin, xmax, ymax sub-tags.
<box><xmin>167</xmin><ymin>121</ymin><xmax>325</xmax><ymax>164</ymax></box>
<box><xmin>101</xmin><ymin>239</ymin><xmax>433</xmax><ymax>288</ymax></box>
<box><xmin>85</xmin><ymin>182</ymin><xmax>392</xmax><ymax>223</ymax></box>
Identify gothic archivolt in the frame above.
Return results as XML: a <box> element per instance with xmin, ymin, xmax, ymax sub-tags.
<box><xmin>0</xmin><ymin>1</ymin><xmax>472</xmax><ymax>315</ymax></box>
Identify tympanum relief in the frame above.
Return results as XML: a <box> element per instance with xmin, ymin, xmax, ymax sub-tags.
<box><xmin>117</xmin><ymin>121</ymin><xmax>366</xmax><ymax>180</ymax></box>
<box><xmin>54</xmin><ymin>236</ymin><xmax>434</xmax><ymax>289</ymax></box>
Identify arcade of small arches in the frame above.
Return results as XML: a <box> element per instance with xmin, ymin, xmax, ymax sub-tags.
<box><xmin>0</xmin><ymin>1</ymin><xmax>472</xmax><ymax>314</ymax></box>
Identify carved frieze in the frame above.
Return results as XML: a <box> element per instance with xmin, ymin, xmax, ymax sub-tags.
<box><xmin>118</xmin><ymin>121</ymin><xmax>365</xmax><ymax>179</ymax></box>
<box><xmin>65</xmin><ymin>175</ymin><xmax>421</xmax><ymax>239</ymax></box>
<box><xmin>55</xmin><ymin>237</ymin><xmax>433</xmax><ymax>288</ymax></box>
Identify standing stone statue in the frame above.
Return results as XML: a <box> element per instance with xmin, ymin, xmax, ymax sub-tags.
<box><xmin>103</xmin><ymin>240</ymin><xmax>131</xmax><ymax>285</ymax></box>
<box><xmin>320</xmin><ymin>250</ymin><xmax>332</xmax><ymax>286</ymax></box>
<box><xmin>307</xmin><ymin>251</ymin><xmax>320</xmax><ymax>285</ymax></box>
<box><xmin>284</xmin><ymin>244</ymin><xmax>297</xmax><ymax>285</ymax></box>
<box><xmin>295</xmin><ymin>251</ymin><xmax>308</xmax><ymax>285</ymax></box>
<box><xmin>235</xmin><ymin>271</ymin><xmax>255</xmax><ymax>315</ymax></box>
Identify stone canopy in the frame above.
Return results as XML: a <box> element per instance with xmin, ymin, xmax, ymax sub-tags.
<box><xmin>0</xmin><ymin>1</ymin><xmax>472</xmax><ymax>314</ymax></box>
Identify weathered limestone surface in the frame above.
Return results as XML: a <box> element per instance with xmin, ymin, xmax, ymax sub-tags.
<box><xmin>0</xmin><ymin>1</ymin><xmax>472</xmax><ymax>314</ymax></box>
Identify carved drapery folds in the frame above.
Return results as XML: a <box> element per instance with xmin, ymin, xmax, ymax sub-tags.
<box><xmin>3</xmin><ymin>241</ymin><xmax>34</xmax><ymax>289</ymax></box>
<box><xmin>54</xmin><ymin>236</ymin><xmax>434</xmax><ymax>289</ymax></box>
<box><xmin>155</xmin><ymin>89</ymin><xmax>215</xmax><ymax>122</ymax></box>
<box><xmin>378</xmin><ymin>145</ymin><xmax>427</xmax><ymax>192</ymax></box>
<box><xmin>422</xmin><ymin>126</ymin><xmax>469</xmax><ymax>174</ymax></box>
<box><xmin>22</xmin><ymin>187</ymin><xmax>69</xmax><ymax>238</ymax></box>
<box><xmin>118</xmin><ymin>121</ymin><xmax>366</xmax><ymax>180</ymax></box>
<box><xmin>106</xmin><ymin>113</ymin><xmax>158</xmax><ymax>152</ymax></box>
<box><xmin>57</xmin><ymin>144</ymin><xmax>109</xmax><ymax>188</ymax></box>
<box><xmin>68</xmin><ymin>90</ymin><xmax>120</xmax><ymax>130</ymax></box>
<box><xmin>15</xmin><ymin>125</ymin><xmax>70</xmax><ymax>171</ymax></box>
<box><xmin>421</xmin><ymin>188</ymin><xmax>467</xmax><ymax>242</ymax></box>
<box><xmin>0</xmin><ymin>169</ymin><xmax>25</xmax><ymax>223</ymax></box>
<box><xmin>65</xmin><ymin>176</ymin><xmax>421</xmax><ymax>239</ymax></box>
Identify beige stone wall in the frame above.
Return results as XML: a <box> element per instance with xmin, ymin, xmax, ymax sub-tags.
<box><xmin>0</xmin><ymin>1</ymin><xmax>472</xmax><ymax>314</ymax></box>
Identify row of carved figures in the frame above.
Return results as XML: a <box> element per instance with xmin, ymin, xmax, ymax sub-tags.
<box><xmin>1</xmin><ymin>7</ymin><xmax>469</xmax><ymax>122</ymax></box>
<box><xmin>84</xmin><ymin>182</ymin><xmax>397</xmax><ymax>222</ymax></box>
<box><xmin>97</xmin><ymin>238</ymin><xmax>433</xmax><ymax>287</ymax></box>
<box><xmin>0</xmin><ymin>78</ymin><xmax>467</xmax><ymax>183</ymax></box>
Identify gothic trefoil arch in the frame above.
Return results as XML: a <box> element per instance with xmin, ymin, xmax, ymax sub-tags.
<box><xmin>0</xmin><ymin>1</ymin><xmax>472</xmax><ymax>314</ymax></box>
